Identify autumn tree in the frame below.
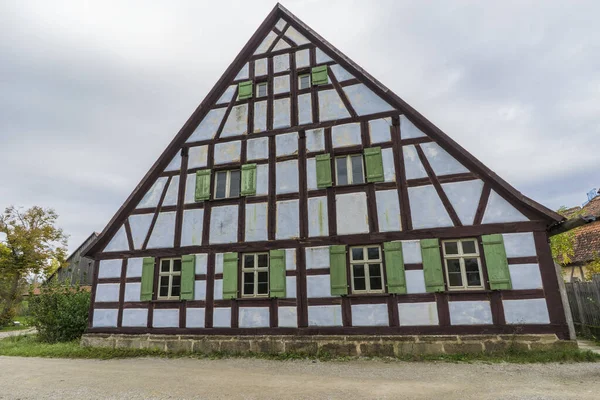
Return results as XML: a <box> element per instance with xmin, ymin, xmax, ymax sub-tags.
<box><xmin>0</xmin><ymin>206</ymin><xmax>67</xmax><ymax>325</ymax></box>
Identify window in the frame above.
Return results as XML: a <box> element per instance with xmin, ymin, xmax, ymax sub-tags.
<box><xmin>335</xmin><ymin>154</ymin><xmax>365</xmax><ymax>185</ymax></box>
<box><xmin>299</xmin><ymin>74</ymin><xmax>311</xmax><ymax>90</ymax></box>
<box><xmin>257</xmin><ymin>82</ymin><xmax>268</xmax><ymax>97</ymax></box>
<box><xmin>242</xmin><ymin>253</ymin><xmax>269</xmax><ymax>297</ymax></box>
<box><xmin>214</xmin><ymin>170</ymin><xmax>241</xmax><ymax>199</ymax></box>
<box><xmin>158</xmin><ymin>258</ymin><xmax>182</xmax><ymax>300</ymax></box>
<box><xmin>350</xmin><ymin>245</ymin><xmax>384</xmax><ymax>294</ymax></box>
<box><xmin>442</xmin><ymin>239</ymin><xmax>484</xmax><ymax>290</ymax></box>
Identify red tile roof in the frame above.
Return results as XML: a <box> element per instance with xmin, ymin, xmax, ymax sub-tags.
<box><xmin>569</xmin><ymin>195</ymin><xmax>600</xmax><ymax>264</ymax></box>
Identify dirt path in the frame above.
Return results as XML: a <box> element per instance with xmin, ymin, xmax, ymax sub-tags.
<box><xmin>0</xmin><ymin>328</ymin><xmax>36</xmax><ymax>340</ymax></box>
<box><xmin>1</xmin><ymin>356</ymin><xmax>599</xmax><ymax>399</ymax></box>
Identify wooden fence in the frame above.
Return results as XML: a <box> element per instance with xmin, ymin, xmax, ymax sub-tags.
<box><xmin>565</xmin><ymin>275</ymin><xmax>600</xmax><ymax>338</ymax></box>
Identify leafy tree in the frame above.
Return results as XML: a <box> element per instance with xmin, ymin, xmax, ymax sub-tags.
<box><xmin>550</xmin><ymin>206</ymin><xmax>586</xmax><ymax>267</ymax></box>
<box><xmin>0</xmin><ymin>206</ymin><xmax>67</xmax><ymax>325</ymax></box>
<box><xmin>584</xmin><ymin>253</ymin><xmax>600</xmax><ymax>281</ymax></box>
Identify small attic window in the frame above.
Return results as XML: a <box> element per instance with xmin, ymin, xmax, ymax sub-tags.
<box><xmin>257</xmin><ymin>82</ymin><xmax>268</xmax><ymax>98</ymax></box>
<box><xmin>299</xmin><ymin>74</ymin><xmax>310</xmax><ymax>90</ymax></box>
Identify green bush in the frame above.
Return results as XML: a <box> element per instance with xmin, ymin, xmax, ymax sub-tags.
<box><xmin>29</xmin><ymin>282</ymin><xmax>90</xmax><ymax>343</ymax></box>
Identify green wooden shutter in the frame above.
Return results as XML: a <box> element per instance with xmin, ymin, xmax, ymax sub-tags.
<box><xmin>311</xmin><ymin>65</ymin><xmax>328</xmax><ymax>85</ymax></box>
<box><xmin>241</xmin><ymin>163</ymin><xmax>257</xmax><ymax>196</ymax></box>
<box><xmin>384</xmin><ymin>242</ymin><xmax>407</xmax><ymax>294</ymax></box>
<box><xmin>222</xmin><ymin>252</ymin><xmax>238</xmax><ymax>299</ymax></box>
<box><xmin>482</xmin><ymin>234</ymin><xmax>512</xmax><ymax>290</ymax></box>
<box><xmin>316</xmin><ymin>153</ymin><xmax>332</xmax><ymax>188</ymax></box>
<box><xmin>238</xmin><ymin>81</ymin><xmax>253</xmax><ymax>100</ymax></box>
<box><xmin>195</xmin><ymin>169</ymin><xmax>211</xmax><ymax>201</ymax></box>
<box><xmin>180</xmin><ymin>254</ymin><xmax>196</xmax><ymax>300</ymax></box>
<box><xmin>269</xmin><ymin>249</ymin><xmax>286</xmax><ymax>298</ymax></box>
<box><xmin>140</xmin><ymin>257</ymin><xmax>155</xmax><ymax>301</ymax></box>
<box><xmin>329</xmin><ymin>245</ymin><xmax>348</xmax><ymax>295</ymax></box>
<box><xmin>421</xmin><ymin>239</ymin><xmax>445</xmax><ymax>292</ymax></box>
<box><xmin>364</xmin><ymin>147</ymin><xmax>384</xmax><ymax>183</ymax></box>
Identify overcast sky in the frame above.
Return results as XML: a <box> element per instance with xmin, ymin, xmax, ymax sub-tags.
<box><xmin>1</xmin><ymin>0</ymin><xmax>598</xmax><ymax>252</ymax></box>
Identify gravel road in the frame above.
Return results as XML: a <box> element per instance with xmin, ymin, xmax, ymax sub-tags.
<box><xmin>1</xmin><ymin>356</ymin><xmax>599</xmax><ymax>399</ymax></box>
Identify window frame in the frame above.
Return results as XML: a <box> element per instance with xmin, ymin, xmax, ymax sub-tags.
<box><xmin>349</xmin><ymin>245</ymin><xmax>385</xmax><ymax>294</ymax></box>
<box><xmin>157</xmin><ymin>258</ymin><xmax>182</xmax><ymax>300</ymax></box>
<box><xmin>335</xmin><ymin>154</ymin><xmax>365</xmax><ymax>186</ymax></box>
<box><xmin>213</xmin><ymin>169</ymin><xmax>241</xmax><ymax>200</ymax></box>
<box><xmin>441</xmin><ymin>238</ymin><xmax>485</xmax><ymax>291</ymax></box>
<box><xmin>298</xmin><ymin>74</ymin><xmax>311</xmax><ymax>90</ymax></box>
<box><xmin>241</xmin><ymin>252</ymin><xmax>270</xmax><ymax>298</ymax></box>
<box><xmin>256</xmin><ymin>82</ymin><xmax>268</xmax><ymax>98</ymax></box>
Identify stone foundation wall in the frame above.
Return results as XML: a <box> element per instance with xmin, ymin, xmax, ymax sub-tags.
<box><xmin>81</xmin><ymin>333</ymin><xmax>577</xmax><ymax>357</ymax></box>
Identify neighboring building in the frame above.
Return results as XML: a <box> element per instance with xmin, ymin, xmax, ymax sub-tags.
<box><xmin>82</xmin><ymin>5</ymin><xmax>570</xmax><ymax>341</ymax></box>
<box><xmin>48</xmin><ymin>233</ymin><xmax>99</xmax><ymax>287</ymax></box>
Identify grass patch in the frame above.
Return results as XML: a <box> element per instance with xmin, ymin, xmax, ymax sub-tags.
<box><xmin>1</xmin><ymin>335</ymin><xmax>599</xmax><ymax>363</ymax></box>
<box><xmin>0</xmin><ymin>316</ymin><xmax>33</xmax><ymax>332</ymax></box>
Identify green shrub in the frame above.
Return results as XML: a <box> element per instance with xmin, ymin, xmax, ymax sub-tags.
<box><xmin>29</xmin><ymin>282</ymin><xmax>90</xmax><ymax>343</ymax></box>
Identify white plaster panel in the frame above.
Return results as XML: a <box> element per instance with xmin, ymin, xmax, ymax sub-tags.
<box><xmin>104</xmin><ymin>225</ymin><xmax>128</xmax><ymax>252</ymax></box>
<box><xmin>421</xmin><ymin>142</ymin><xmax>470</xmax><ymax>176</ymax></box>
<box><xmin>186</xmin><ymin>108</ymin><xmax>227</xmax><ymax>142</ymax></box>
<box><xmin>161</xmin><ymin>176</ymin><xmax>179</xmax><ymax>207</ymax></box>
<box><xmin>254</xmin><ymin>58</ymin><xmax>268</xmax><ymax>77</ymax></box>
<box><xmin>146</xmin><ymin>212</ymin><xmax>176</xmax><ymax>249</ymax></box>
<box><xmin>181</xmin><ymin>209</ymin><xmax>204</xmax><ymax>247</ymax></box>
<box><xmin>306</xmin><ymin>246</ymin><xmax>330</xmax><ymax>269</ymax></box>
<box><xmin>95</xmin><ymin>284</ymin><xmax>120</xmax><ymax>303</ymax></box>
<box><xmin>195</xmin><ymin>254</ymin><xmax>208</xmax><ymax>275</ymax></box>
<box><xmin>129</xmin><ymin>214</ymin><xmax>154</xmax><ymax>249</ymax></box>
<box><xmin>369</xmin><ymin>118</ymin><xmax>392</xmax><ymax>143</ymax></box>
<box><xmin>381</xmin><ymin>148</ymin><xmax>395</xmax><ymax>182</ymax></box>
<box><xmin>295</xmin><ymin>48</ymin><xmax>310</xmax><ymax>68</ymax></box>
<box><xmin>308</xmin><ymin>196</ymin><xmax>329</xmax><ymax>237</ymax></box>
<box><xmin>276</xmin><ymin>160</ymin><xmax>299</xmax><ymax>194</ymax></box>
<box><xmin>286</xmin><ymin>276</ymin><xmax>297</xmax><ymax>298</ymax></box>
<box><xmin>400</xmin><ymin>115</ymin><xmax>426</xmax><ymax>139</ymax></box>
<box><xmin>285</xmin><ymin>249</ymin><xmax>297</xmax><ymax>271</ymax></box>
<box><xmin>247</xmin><ymin>137</ymin><xmax>269</xmax><ymax>161</ymax></box>
<box><xmin>343</xmin><ymin>83</ymin><xmax>395</xmax><ymax>116</ymax></box>
<box><xmin>398</xmin><ymin>302</ymin><xmax>439</xmax><ymax>326</ymax></box>
<box><xmin>209</xmin><ymin>205</ymin><xmax>238</xmax><ymax>244</ymax></box>
<box><xmin>122</xmin><ymin>309</ymin><xmax>147</xmax><ymax>327</ymax></box>
<box><xmin>276</xmin><ymin>200</ymin><xmax>299</xmax><ymax>239</ymax></box>
<box><xmin>403</xmin><ymin>145</ymin><xmax>428</xmax><ymax>180</ymax></box>
<box><xmin>319</xmin><ymin>89</ymin><xmax>351</xmax><ymax>121</ymax></box>
<box><xmin>187</xmin><ymin>146</ymin><xmax>208</xmax><ymax>169</ymax></box>
<box><xmin>215</xmin><ymin>254</ymin><xmax>224</xmax><ymax>275</ymax></box>
<box><xmin>194</xmin><ymin>280</ymin><xmax>206</xmax><ymax>301</ymax></box>
<box><xmin>306</xmin><ymin>128</ymin><xmax>325</xmax><ymax>152</ymax></box>
<box><xmin>316</xmin><ymin>47</ymin><xmax>333</xmax><ymax>63</ymax></box>
<box><xmin>503</xmin><ymin>299</ymin><xmax>550</xmax><ymax>325</ymax></box>
<box><xmin>401</xmin><ymin>240</ymin><xmax>422</xmax><ymax>264</ymax></box>
<box><xmin>213</xmin><ymin>307</ymin><xmax>231</xmax><ymax>328</ymax></box>
<box><xmin>184</xmin><ymin>173</ymin><xmax>196</xmax><ymax>204</ymax></box>
<box><xmin>164</xmin><ymin>153</ymin><xmax>181</xmax><ymax>172</ymax></box>
<box><xmin>216</xmin><ymin>85</ymin><xmax>236</xmax><ymax>105</ymax></box>
<box><xmin>376</xmin><ymin>189</ymin><xmax>402</xmax><ymax>232</ymax></box>
<box><xmin>124</xmin><ymin>282</ymin><xmax>141</xmax><ymax>302</ymax></box>
<box><xmin>509</xmin><ymin>264</ymin><xmax>543</xmax><ymax>290</ymax></box>
<box><xmin>406</xmin><ymin>270</ymin><xmax>426</xmax><ymax>294</ymax></box>
<box><xmin>186</xmin><ymin>308</ymin><xmax>205</xmax><ymax>328</ymax></box>
<box><xmin>245</xmin><ymin>202</ymin><xmax>268</xmax><ymax>242</ymax></box>
<box><xmin>276</xmin><ymin>132</ymin><xmax>298</xmax><ymax>157</ymax></box>
<box><xmin>330</xmin><ymin>64</ymin><xmax>355</xmax><ymax>82</ymax></box>
<box><xmin>213</xmin><ymin>279</ymin><xmax>223</xmax><ymax>300</ymax></box>
<box><xmin>308</xmin><ymin>305</ymin><xmax>343</xmax><ymax>327</ymax></box>
<box><xmin>332</xmin><ymin>123</ymin><xmax>361</xmax><ymax>148</ymax></box>
<box><xmin>126</xmin><ymin>258</ymin><xmax>143</xmax><ymax>278</ymax></box>
<box><xmin>239</xmin><ymin>307</ymin><xmax>270</xmax><ymax>328</ymax></box>
<box><xmin>273</xmin><ymin>98</ymin><xmax>291</xmax><ymax>129</ymax></box>
<box><xmin>306</xmin><ymin>275</ymin><xmax>332</xmax><ymax>298</ymax></box>
<box><xmin>214</xmin><ymin>141</ymin><xmax>242</xmax><ymax>165</ymax></box>
<box><xmin>285</xmin><ymin>26</ymin><xmax>310</xmax><ymax>45</ymax></box>
<box><xmin>254</xmin><ymin>31</ymin><xmax>277</xmax><ymax>55</ymax></box>
<box><xmin>221</xmin><ymin>104</ymin><xmax>248</xmax><ymax>137</ymax></box>
<box><xmin>273</xmin><ymin>53</ymin><xmax>290</xmax><ymax>73</ymax></box>
<box><xmin>449</xmin><ymin>301</ymin><xmax>493</xmax><ymax>325</ymax></box>
<box><xmin>256</xmin><ymin>164</ymin><xmax>269</xmax><ymax>196</ymax></box>
<box><xmin>274</xmin><ymin>75</ymin><xmax>290</xmax><ymax>94</ymax></box>
<box><xmin>336</xmin><ymin>192</ymin><xmax>369</xmax><ymax>235</ymax></box>
<box><xmin>408</xmin><ymin>185</ymin><xmax>453</xmax><ymax>229</ymax></box>
<box><xmin>275</xmin><ymin>18</ymin><xmax>286</xmax><ymax>31</ymax></box>
<box><xmin>351</xmin><ymin>304</ymin><xmax>389</xmax><ymax>326</ymax></box>
<box><xmin>137</xmin><ymin>177</ymin><xmax>168</xmax><ymax>209</ymax></box>
<box><xmin>298</xmin><ymin>93</ymin><xmax>312</xmax><ymax>125</ymax></box>
<box><xmin>98</xmin><ymin>259</ymin><xmax>122</xmax><ymax>279</ymax></box>
<box><xmin>253</xmin><ymin>101</ymin><xmax>267</xmax><ymax>133</ymax></box>
<box><xmin>272</xmin><ymin>38</ymin><xmax>290</xmax><ymax>52</ymax></box>
<box><xmin>278</xmin><ymin>306</ymin><xmax>298</xmax><ymax>328</ymax></box>
<box><xmin>502</xmin><ymin>233</ymin><xmax>537</xmax><ymax>258</ymax></box>
<box><xmin>306</xmin><ymin>157</ymin><xmax>317</xmax><ymax>190</ymax></box>
<box><xmin>483</xmin><ymin>191</ymin><xmax>529</xmax><ymax>224</ymax></box>
<box><xmin>234</xmin><ymin>63</ymin><xmax>249</xmax><ymax>80</ymax></box>
<box><xmin>153</xmin><ymin>309</ymin><xmax>179</xmax><ymax>328</ymax></box>
<box><xmin>442</xmin><ymin>180</ymin><xmax>484</xmax><ymax>226</ymax></box>
<box><xmin>92</xmin><ymin>309</ymin><xmax>118</xmax><ymax>328</ymax></box>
